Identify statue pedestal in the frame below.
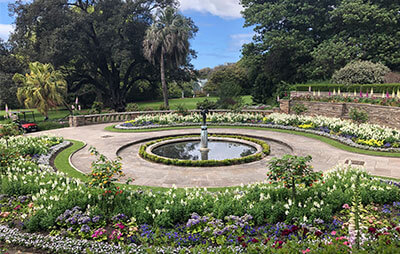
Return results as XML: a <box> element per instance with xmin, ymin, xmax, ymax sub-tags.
<box><xmin>200</xmin><ymin>125</ymin><xmax>208</xmax><ymax>149</ymax></box>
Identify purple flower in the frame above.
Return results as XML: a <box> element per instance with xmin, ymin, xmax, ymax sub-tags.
<box><xmin>81</xmin><ymin>224</ymin><xmax>90</xmax><ymax>233</ymax></box>
<box><xmin>92</xmin><ymin>216</ymin><xmax>101</xmax><ymax>223</ymax></box>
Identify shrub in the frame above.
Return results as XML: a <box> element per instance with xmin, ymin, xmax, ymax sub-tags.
<box><xmin>175</xmin><ymin>103</ymin><xmax>189</xmax><ymax>116</ymax></box>
<box><xmin>37</xmin><ymin>121</ymin><xmax>68</xmax><ymax>131</ymax></box>
<box><xmin>91</xmin><ymin>101</ymin><xmax>103</xmax><ymax>114</ymax></box>
<box><xmin>332</xmin><ymin>61</ymin><xmax>390</xmax><ymax>85</ymax></box>
<box><xmin>267</xmin><ymin>155</ymin><xmax>322</xmax><ymax>201</ymax></box>
<box><xmin>159</xmin><ymin>104</ymin><xmax>170</xmax><ymax>111</ymax></box>
<box><xmin>349</xmin><ymin>108</ymin><xmax>368</xmax><ymax>124</ymax></box>
<box><xmin>0</xmin><ymin>123</ymin><xmax>22</xmax><ymax>147</ymax></box>
<box><xmin>291</xmin><ymin>103</ymin><xmax>308</xmax><ymax>115</ymax></box>
<box><xmin>126</xmin><ymin>103</ymin><xmax>139</xmax><ymax>112</ymax></box>
<box><xmin>196</xmin><ymin>99</ymin><xmax>217</xmax><ymax>110</ymax></box>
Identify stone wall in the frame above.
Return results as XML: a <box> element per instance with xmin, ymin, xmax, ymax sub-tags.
<box><xmin>68</xmin><ymin>109</ymin><xmax>274</xmax><ymax>127</ymax></box>
<box><xmin>280</xmin><ymin>99</ymin><xmax>400</xmax><ymax>130</ymax></box>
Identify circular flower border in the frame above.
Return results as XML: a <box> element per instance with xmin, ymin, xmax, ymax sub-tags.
<box><xmin>138</xmin><ymin>134</ymin><xmax>270</xmax><ymax>167</ymax></box>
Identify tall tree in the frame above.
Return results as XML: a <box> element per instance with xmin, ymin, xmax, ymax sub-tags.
<box><xmin>143</xmin><ymin>6</ymin><xmax>197</xmax><ymax>107</ymax></box>
<box><xmin>10</xmin><ymin>0</ymin><xmax>176</xmax><ymax>111</ymax></box>
<box><xmin>14</xmin><ymin>62</ymin><xmax>67</xmax><ymax>119</ymax></box>
<box><xmin>0</xmin><ymin>39</ymin><xmax>25</xmax><ymax>109</ymax></box>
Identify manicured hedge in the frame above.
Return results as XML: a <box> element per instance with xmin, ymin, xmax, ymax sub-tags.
<box><xmin>294</xmin><ymin>83</ymin><xmax>400</xmax><ymax>93</ymax></box>
<box><xmin>139</xmin><ymin>134</ymin><xmax>270</xmax><ymax>167</ymax></box>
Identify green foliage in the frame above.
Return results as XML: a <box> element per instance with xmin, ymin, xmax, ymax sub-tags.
<box><xmin>349</xmin><ymin>108</ymin><xmax>369</xmax><ymax>124</ymax></box>
<box><xmin>13</xmin><ymin>62</ymin><xmax>67</xmax><ymax>118</ymax></box>
<box><xmin>87</xmin><ymin>147</ymin><xmax>124</xmax><ymax>189</ymax></box>
<box><xmin>175</xmin><ymin>104</ymin><xmax>188</xmax><ymax>116</ymax></box>
<box><xmin>204</xmin><ymin>63</ymin><xmax>250</xmax><ymax>96</ymax></box>
<box><xmin>291</xmin><ymin>103</ymin><xmax>308</xmax><ymax>115</ymax></box>
<box><xmin>143</xmin><ymin>6</ymin><xmax>198</xmax><ymax>108</ymax></box>
<box><xmin>125</xmin><ymin>103</ymin><xmax>139</xmax><ymax>112</ymax></box>
<box><xmin>36</xmin><ymin>121</ymin><xmax>68</xmax><ymax>131</ymax></box>
<box><xmin>241</xmin><ymin>0</ymin><xmax>400</xmax><ymax>87</ymax></box>
<box><xmin>216</xmin><ymin>80</ymin><xmax>243</xmax><ymax>109</ymax></box>
<box><xmin>251</xmin><ymin>73</ymin><xmax>275</xmax><ymax>104</ymax></box>
<box><xmin>0</xmin><ymin>123</ymin><xmax>22</xmax><ymax>147</ymax></box>
<box><xmin>90</xmin><ymin>102</ymin><xmax>103</xmax><ymax>114</ymax></box>
<box><xmin>332</xmin><ymin>61</ymin><xmax>390</xmax><ymax>85</ymax></box>
<box><xmin>196</xmin><ymin>99</ymin><xmax>217</xmax><ymax>110</ymax></box>
<box><xmin>267</xmin><ymin>155</ymin><xmax>321</xmax><ymax>201</ymax></box>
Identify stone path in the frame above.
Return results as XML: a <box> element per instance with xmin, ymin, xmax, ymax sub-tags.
<box><xmin>30</xmin><ymin>123</ymin><xmax>400</xmax><ymax>187</ymax></box>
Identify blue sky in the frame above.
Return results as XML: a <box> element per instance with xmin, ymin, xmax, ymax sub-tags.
<box><xmin>0</xmin><ymin>0</ymin><xmax>254</xmax><ymax>70</ymax></box>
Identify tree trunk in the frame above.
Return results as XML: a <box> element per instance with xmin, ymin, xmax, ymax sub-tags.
<box><xmin>160</xmin><ymin>50</ymin><xmax>169</xmax><ymax>108</ymax></box>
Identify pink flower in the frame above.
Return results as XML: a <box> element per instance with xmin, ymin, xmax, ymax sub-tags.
<box><xmin>28</xmin><ymin>203</ymin><xmax>34</xmax><ymax>208</ymax></box>
<box><xmin>302</xmin><ymin>249</ymin><xmax>311</xmax><ymax>253</ymax></box>
<box><xmin>331</xmin><ymin>231</ymin><xmax>336</xmax><ymax>236</ymax></box>
<box><xmin>116</xmin><ymin>223</ymin><xmax>125</xmax><ymax>229</ymax></box>
<box><xmin>14</xmin><ymin>205</ymin><xmax>21</xmax><ymax>210</ymax></box>
<box><xmin>342</xmin><ymin>203</ymin><xmax>350</xmax><ymax>209</ymax></box>
<box><xmin>343</xmin><ymin>241</ymin><xmax>349</xmax><ymax>246</ymax></box>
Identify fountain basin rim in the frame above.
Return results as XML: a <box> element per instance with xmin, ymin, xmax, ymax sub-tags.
<box><xmin>146</xmin><ymin>137</ymin><xmax>263</xmax><ymax>161</ymax></box>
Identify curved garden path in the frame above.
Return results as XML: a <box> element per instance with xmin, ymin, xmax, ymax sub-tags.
<box><xmin>30</xmin><ymin>123</ymin><xmax>400</xmax><ymax>187</ymax></box>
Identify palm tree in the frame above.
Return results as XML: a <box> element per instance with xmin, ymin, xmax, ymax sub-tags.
<box><xmin>143</xmin><ymin>7</ymin><xmax>197</xmax><ymax>108</ymax></box>
<box><xmin>13</xmin><ymin>62</ymin><xmax>67</xmax><ymax>119</ymax></box>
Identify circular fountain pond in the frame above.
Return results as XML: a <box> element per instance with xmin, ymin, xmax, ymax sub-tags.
<box><xmin>152</xmin><ymin>139</ymin><xmax>257</xmax><ymax>161</ymax></box>
<box><xmin>137</xmin><ymin>135</ymin><xmax>273</xmax><ymax>167</ymax></box>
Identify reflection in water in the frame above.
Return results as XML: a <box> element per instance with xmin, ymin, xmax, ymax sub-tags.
<box><xmin>152</xmin><ymin>141</ymin><xmax>257</xmax><ymax>161</ymax></box>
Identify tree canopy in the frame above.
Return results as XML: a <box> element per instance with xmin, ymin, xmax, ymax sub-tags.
<box><xmin>9</xmin><ymin>0</ymin><xmax>188</xmax><ymax>111</ymax></box>
<box><xmin>143</xmin><ymin>6</ymin><xmax>197</xmax><ymax>107</ymax></box>
<box><xmin>241</xmin><ymin>0</ymin><xmax>400</xmax><ymax>101</ymax></box>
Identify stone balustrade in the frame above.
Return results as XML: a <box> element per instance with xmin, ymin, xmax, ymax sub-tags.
<box><xmin>68</xmin><ymin>109</ymin><xmax>274</xmax><ymax>127</ymax></box>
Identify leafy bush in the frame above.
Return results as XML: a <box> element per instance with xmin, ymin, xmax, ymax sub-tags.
<box><xmin>291</xmin><ymin>103</ymin><xmax>308</xmax><ymax>115</ymax></box>
<box><xmin>267</xmin><ymin>155</ymin><xmax>321</xmax><ymax>201</ymax></box>
<box><xmin>349</xmin><ymin>108</ymin><xmax>368</xmax><ymax>124</ymax></box>
<box><xmin>37</xmin><ymin>121</ymin><xmax>68</xmax><ymax>131</ymax></box>
<box><xmin>332</xmin><ymin>61</ymin><xmax>390</xmax><ymax>85</ymax></box>
<box><xmin>126</xmin><ymin>103</ymin><xmax>139</xmax><ymax>112</ymax></box>
<box><xmin>0</xmin><ymin>123</ymin><xmax>21</xmax><ymax>147</ymax></box>
<box><xmin>175</xmin><ymin>103</ymin><xmax>189</xmax><ymax>116</ymax></box>
<box><xmin>196</xmin><ymin>99</ymin><xmax>217</xmax><ymax>110</ymax></box>
<box><xmin>91</xmin><ymin>101</ymin><xmax>103</xmax><ymax>114</ymax></box>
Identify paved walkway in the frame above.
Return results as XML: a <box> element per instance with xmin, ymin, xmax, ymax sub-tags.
<box><xmin>30</xmin><ymin>123</ymin><xmax>400</xmax><ymax>187</ymax></box>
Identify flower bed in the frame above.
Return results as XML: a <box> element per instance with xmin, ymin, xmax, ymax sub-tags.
<box><xmin>138</xmin><ymin>134</ymin><xmax>270</xmax><ymax>167</ymax></box>
<box><xmin>1</xmin><ymin>135</ymin><xmax>400</xmax><ymax>252</ymax></box>
<box><xmin>116</xmin><ymin>112</ymin><xmax>400</xmax><ymax>151</ymax></box>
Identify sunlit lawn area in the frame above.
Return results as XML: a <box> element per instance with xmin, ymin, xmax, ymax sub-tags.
<box><xmin>136</xmin><ymin>95</ymin><xmax>252</xmax><ymax>110</ymax></box>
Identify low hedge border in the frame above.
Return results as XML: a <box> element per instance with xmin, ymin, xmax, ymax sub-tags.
<box><xmin>294</xmin><ymin>83</ymin><xmax>400</xmax><ymax>93</ymax></box>
<box><xmin>139</xmin><ymin>134</ymin><xmax>270</xmax><ymax>167</ymax></box>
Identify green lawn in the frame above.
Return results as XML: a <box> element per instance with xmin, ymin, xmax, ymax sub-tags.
<box><xmin>136</xmin><ymin>95</ymin><xmax>253</xmax><ymax>110</ymax></box>
<box><xmin>0</xmin><ymin>108</ymin><xmax>71</xmax><ymax>124</ymax></box>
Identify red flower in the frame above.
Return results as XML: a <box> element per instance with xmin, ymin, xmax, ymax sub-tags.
<box><xmin>315</xmin><ymin>230</ymin><xmax>323</xmax><ymax>237</ymax></box>
<box><xmin>241</xmin><ymin>242</ymin><xmax>247</xmax><ymax>248</ymax></box>
<box><xmin>251</xmin><ymin>238</ymin><xmax>259</xmax><ymax>243</ymax></box>
<box><xmin>281</xmin><ymin>229</ymin><xmax>292</xmax><ymax>236</ymax></box>
<box><xmin>368</xmin><ymin>227</ymin><xmax>377</xmax><ymax>234</ymax></box>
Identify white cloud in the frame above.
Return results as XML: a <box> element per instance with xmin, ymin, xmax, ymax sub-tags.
<box><xmin>179</xmin><ymin>0</ymin><xmax>243</xmax><ymax>19</ymax></box>
<box><xmin>0</xmin><ymin>24</ymin><xmax>14</xmax><ymax>41</ymax></box>
<box><xmin>229</xmin><ymin>32</ymin><xmax>253</xmax><ymax>51</ymax></box>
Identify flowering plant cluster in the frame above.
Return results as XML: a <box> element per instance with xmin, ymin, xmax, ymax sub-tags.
<box><xmin>267</xmin><ymin>155</ymin><xmax>322</xmax><ymax>200</ymax></box>
<box><xmin>1</xmin><ymin>135</ymin><xmax>400</xmax><ymax>252</ymax></box>
<box><xmin>265</xmin><ymin>113</ymin><xmax>400</xmax><ymax>148</ymax></box>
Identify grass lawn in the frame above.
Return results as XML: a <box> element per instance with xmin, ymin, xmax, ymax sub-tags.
<box><xmin>136</xmin><ymin>95</ymin><xmax>253</xmax><ymax>110</ymax></box>
<box><xmin>0</xmin><ymin>108</ymin><xmax>71</xmax><ymax>124</ymax></box>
